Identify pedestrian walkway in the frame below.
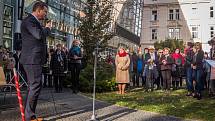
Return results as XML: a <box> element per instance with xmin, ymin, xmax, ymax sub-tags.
<box><xmin>0</xmin><ymin>88</ymin><xmax>192</xmax><ymax>121</ymax></box>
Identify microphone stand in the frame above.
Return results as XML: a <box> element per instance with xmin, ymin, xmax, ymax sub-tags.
<box><xmin>90</xmin><ymin>41</ymin><xmax>99</xmax><ymax>121</ymax></box>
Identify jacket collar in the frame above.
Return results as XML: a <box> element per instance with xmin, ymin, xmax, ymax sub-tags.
<box><xmin>28</xmin><ymin>14</ymin><xmax>42</xmax><ymax>27</ymax></box>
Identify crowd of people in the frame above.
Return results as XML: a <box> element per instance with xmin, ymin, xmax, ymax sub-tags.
<box><xmin>1</xmin><ymin>40</ymin><xmax>215</xmax><ymax>99</ymax></box>
<box><xmin>0</xmin><ymin>1</ymin><xmax>215</xmax><ymax>120</ymax></box>
<box><xmin>1</xmin><ymin>41</ymin><xmax>215</xmax><ymax>100</ymax></box>
<box><xmin>115</xmin><ymin>42</ymin><xmax>215</xmax><ymax>100</ymax></box>
<box><xmin>0</xmin><ymin>39</ymin><xmax>83</xmax><ymax>95</ymax></box>
<box><xmin>41</xmin><ymin>39</ymin><xmax>83</xmax><ymax>94</ymax></box>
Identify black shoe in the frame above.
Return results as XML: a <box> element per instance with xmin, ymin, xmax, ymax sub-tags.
<box><xmin>197</xmin><ymin>94</ymin><xmax>202</xmax><ymax>100</ymax></box>
<box><xmin>73</xmin><ymin>90</ymin><xmax>79</xmax><ymax>94</ymax></box>
<box><xmin>193</xmin><ymin>94</ymin><xmax>198</xmax><ymax>98</ymax></box>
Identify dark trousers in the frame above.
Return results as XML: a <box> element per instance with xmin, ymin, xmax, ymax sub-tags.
<box><xmin>43</xmin><ymin>74</ymin><xmax>53</xmax><ymax>87</ymax></box>
<box><xmin>154</xmin><ymin>72</ymin><xmax>162</xmax><ymax>89</ymax></box>
<box><xmin>161</xmin><ymin>70</ymin><xmax>171</xmax><ymax>90</ymax></box>
<box><xmin>132</xmin><ymin>72</ymin><xmax>138</xmax><ymax>87</ymax></box>
<box><xmin>23</xmin><ymin>65</ymin><xmax>42</xmax><ymax>121</ymax></box>
<box><xmin>186</xmin><ymin>67</ymin><xmax>193</xmax><ymax>92</ymax></box>
<box><xmin>43</xmin><ymin>74</ymin><xmax>48</xmax><ymax>87</ymax></box>
<box><xmin>70</xmin><ymin>63</ymin><xmax>81</xmax><ymax>92</ymax></box>
<box><xmin>157</xmin><ymin>71</ymin><xmax>163</xmax><ymax>88</ymax></box>
<box><xmin>193</xmin><ymin>69</ymin><xmax>204</xmax><ymax>94</ymax></box>
<box><xmin>146</xmin><ymin>70</ymin><xmax>154</xmax><ymax>90</ymax></box>
<box><xmin>172</xmin><ymin>77</ymin><xmax>179</xmax><ymax>89</ymax></box>
<box><xmin>54</xmin><ymin>76</ymin><xmax>63</xmax><ymax>92</ymax></box>
<box><xmin>137</xmin><ymin>71</ymin><xmax>143</xmax><ymax>87</ymax></box>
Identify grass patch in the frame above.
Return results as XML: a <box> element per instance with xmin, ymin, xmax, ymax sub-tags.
<box><xmin>86</xmin><ymin>89</ymin><xmax>215</xmax><ymax>121</ymax></box>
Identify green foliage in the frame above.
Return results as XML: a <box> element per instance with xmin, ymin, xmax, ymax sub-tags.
<box><xmin>79</xmin><ymin>1</ymin><xmax>114</xmax><ymax>63</ymax></box>
<box><xmin>154</xmin><ymin>39</ymin><xmax>184</xmax><ymax>52</ymax></box>
<box><xmin>79</xmin><ymin>62</ymin><xmax>116</xmax><ymax>92</ymax></box>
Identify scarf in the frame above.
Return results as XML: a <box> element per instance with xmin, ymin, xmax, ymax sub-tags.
<box><xmin>71</xmin><ymin>46</ymin><xmax>81</xmax><ymax>56</ymax></box>
<box><xmin>118</xmin><ymin>51</ymin><xmax>127</xmax><ymax>57</ymax></box>
<box><xmin>57</xmin><ymin>50</ymin><xmax>63</xmax><ymax>62</ymax></box>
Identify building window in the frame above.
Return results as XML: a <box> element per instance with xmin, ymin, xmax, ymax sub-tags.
<box><xmin>175</xmin><ymin>9</ymin><xmax>180</xmax><ymax>20</ymax></box>
<box><xmin>192</xmin><ymin>7</ymin><xmax>197</xmax><ymax>15</ymax></box>
<box><xmin>192</xmin><ymin>27</ymin><xmax>198</xmax><ymax>38</ymax></box>
<box><xmin>168</xmin><ymin>28</ymin><xmax>180</xmax><ymax>39</ymax></box>
<box><xmin>152</xmin><ymin>29</ymin><xmax>158</xmax><ymax>40</ymax></box>
<box><xmin>151</xmin><ymin>10</ymin><xmax>157</xmax><ymax>21</ymax></box>
<box><xmin>169</xmin><ymin>9</ymin><xmax>179</xmax><ymax>20</ymax></box>
<box><xmin>175</xmin><ymin>28</ymin><xmax>180</xmax><ymax>39</ymax></box>
<box><xmin>211</xmin><ymin>26</ymin><xmax>214</xmax><ymax>38</ymax></box>
<box><xmin>169</xmin><ymin>9</ymin><xmax>174</xmax><ymax>20</ymax></box>
<box><xmin>210</xmin><ymin>7</ymin><xmax>214</xmax><ymax>18</ymax></box>
<box><xmin>169</xmin><ymin>28</ymin><xmax>174</xmax><ymax>38</ymax></box>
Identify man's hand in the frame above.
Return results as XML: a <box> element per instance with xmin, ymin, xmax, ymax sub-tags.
<box><xmin>162</xmin><ymin>60</ymin><xmax>167</xmax><ymax>65</ymax></box>
<box><xmin>74</xmin><ymin>55</ymin><xmax>78</xmax><ymax>59</ymax></box>
<box><xmin>45</xmin><ymin>21</ymin><xmax>52</xmax><ymax>29</ymax></box>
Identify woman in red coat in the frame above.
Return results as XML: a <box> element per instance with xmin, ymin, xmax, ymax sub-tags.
<box><xmin>172</xmin><ymin>48</ymin><xmax>185</xmax><ymax>89</ymax></box>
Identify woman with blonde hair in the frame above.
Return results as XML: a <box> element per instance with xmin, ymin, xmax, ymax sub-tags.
<box><xmin>115</xmin><ymin>47</ymin><xmax>130</xmax><ymax>94</ymax></box>
<box><xmin>68</xmin><ymin>39</ymin><xmax>83</xmax><ymax>94</ymax></box>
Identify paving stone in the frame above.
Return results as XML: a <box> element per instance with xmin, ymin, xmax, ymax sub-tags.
<box><xmin>0</xmin><ymin>88</ymin><xmax>194</xmax><ymax>121</ymax></box>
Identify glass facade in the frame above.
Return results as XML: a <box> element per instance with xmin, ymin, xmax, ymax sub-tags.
<box><xmin>24</xmin><ymin>0</ymin><xmax>86</xmax><ymax>49</ymax></box>
<box><xmin>117</xmin><ymin>0</ymin><xmax>143</xmax><ymax>37</ymax></box>
<box><xmin>0</xmin><ymin>0</ymin><xmax>16</xmax><ymax>50</ymax></box>
<box><xmin>2</xmin><ymin>5</ymin><xmax>14</xmax><ymax>49</ymax></box>
<box><xmin>0</xmin><ymin>0</ymin><xmax>143</xmax><ymax>51</ymax></box>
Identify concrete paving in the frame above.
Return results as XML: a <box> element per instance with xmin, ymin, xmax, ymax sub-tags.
<box><xmin>0</xmin><ymin>88</ymin><xmax>194</xmax><ymax>121</ymax></box>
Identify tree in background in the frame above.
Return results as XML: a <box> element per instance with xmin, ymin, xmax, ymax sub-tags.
<box><xmin>154</xmin><ymin>39</ymin><xmax>184</xmax><ymax>52</ymax></box>
<box><xmin>79</xmin><ymin>0</ymin><xmax>113</xmax><ymax>63</ymax></box>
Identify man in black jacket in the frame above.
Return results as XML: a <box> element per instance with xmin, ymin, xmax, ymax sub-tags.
<box><xmin>20</xmin><ymin>1</ymin><xmax>51</xmax><ymax>121</ymax></box>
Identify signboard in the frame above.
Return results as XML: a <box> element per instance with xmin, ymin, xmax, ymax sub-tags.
<box><xmin>206</xmin><ymin>60</ymin><xmax>215</xmax><ymax>79</ymax></box>
<box><xmin>206</xmin><ymin>60</ymin><xmax>215</xmax><ymax>68</ymax></box>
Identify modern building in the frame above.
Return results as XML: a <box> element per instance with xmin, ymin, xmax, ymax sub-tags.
<box><xmin>141</xmin><ymin>0</ymin><xmax>215</xmax><ymax>52</ymax></box>
<box><xmin>0</xmin><ymin>0</ymin><xmax>86</xmax><ymax>50</ymax></box>
<box><xmin>25</xmin><ymin>0</ymin><xmax>87</xmax><ymax>49</ymax></box>
<box><xmin>0</xmin><ymin>0</ymin><xmax>143</xmax><ymax>53</ymax></box>
<box><xmin>107</xmin><ymin>0</ymin><xmax>143</xmax><ymax>54</ymax></box>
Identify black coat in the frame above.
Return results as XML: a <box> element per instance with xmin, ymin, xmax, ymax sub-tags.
<box><xmin>192</xmin><ymin>50</ymin><xmax>204</xmax><ymax>70</ymax></box>
<box><xmin>50</xmin><ymin>51</ymin><xmax>67</xmax><ymax>76</ymax></box>
<box><xmin>159</xmin><ymin>55</ymin><xmax>174</xmax><ymax>71</ymax></box>
<box><xmin>20</xmin><ymin>14</ymin><xmax>50</xmax><ymax>65</ymax></box>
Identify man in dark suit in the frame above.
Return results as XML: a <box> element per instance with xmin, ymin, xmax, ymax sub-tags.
<box><xmin>20</xmin><ymin>1</ymin><xmax>51</xmax><ymax>121</ymax></box>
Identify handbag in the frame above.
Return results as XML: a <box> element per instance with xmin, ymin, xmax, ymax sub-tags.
<box><xmin>81</xmin><ymin>56</ymin><xmax>87</xmax><ymax>69</ymax></box>
<box><xmin>42</xmin><ymin>65</ymin><xmax>50</xmax><ymax>74</ymax></box>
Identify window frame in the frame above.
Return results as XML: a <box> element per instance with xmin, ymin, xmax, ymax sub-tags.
<box><xmin>151</xmin><ymin>10</ymin><xmax>158</xmax><ymax>21</ymax></box>
<box><xmin>169</xmin><ymin>9</ymin><xmax>174</xmax><ymax>20</ymax></box>
<box><xmin>151</xmin><ymin>28</ymin><xmax>158</xmax><ymax>40</ymax></box>
<box><xmin>210</xmin><ymin>6</ymin><xmax>214</xmax><ymax>18</ymax></box>
<box><xmin>175</xmin><ymin>9</ymin><xmax>180</xmax><ymax>20</ymax></box>
<box><xmin>192</xmin><ymin>26</ymin><xmax>198</xmax><ymax>39</ymax></box>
